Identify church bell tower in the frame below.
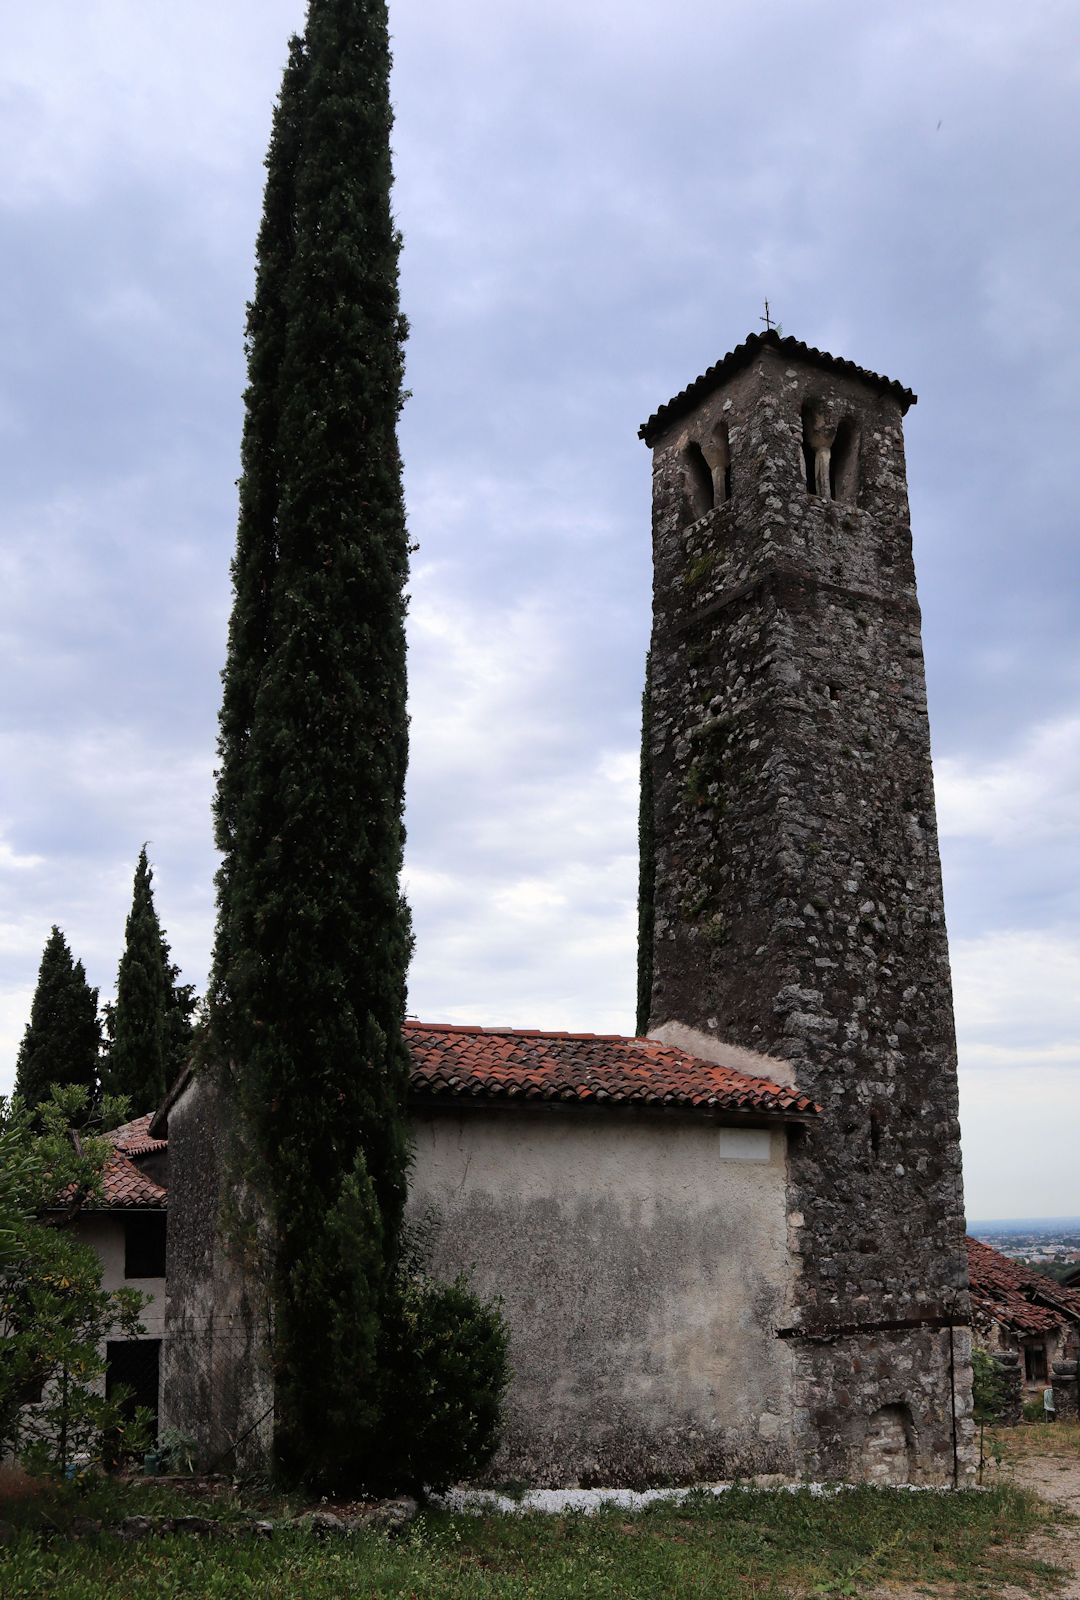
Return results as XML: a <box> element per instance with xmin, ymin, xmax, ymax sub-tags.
<box><xmin>638</xmin><ymin>329</ymin><xmax>973</xmax><ymax>1484</ymax></box>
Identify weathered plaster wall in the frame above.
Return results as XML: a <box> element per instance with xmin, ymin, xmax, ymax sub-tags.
<box><xmin>408</xmin><ymin>1106</ymin><xmax>795</xmax><ymax>1487</ymax></box>
<box><xmin>159</xmin><ymin>1070</ymin><xmax>272</xmax><ymax>1471</ymax></box>
<box><xmin>644</xmin><ymin>344</ymin><xmax>973</xmax><ymax>1483</ymax></box>
<box><xmin>74</xmin><ymin>1214</ymin><xmax>167</xmax><ymax>1341</ymax></box>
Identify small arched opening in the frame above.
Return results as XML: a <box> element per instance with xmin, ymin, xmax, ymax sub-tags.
<box><xmin>684</xmin><ymin>441</ymin><xmax>714</xmax><ymax>519</ymax></box>
<box><xmin>863</xmin><ymin>1403</ymin><xmax>915</xmax><ymax>1485</ymax></box>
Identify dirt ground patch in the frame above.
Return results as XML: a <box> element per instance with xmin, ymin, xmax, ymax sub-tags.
<box><xmin>993</xmin><ymin>1427</ymin><xmax>1080</xmax><ymax>1600</ymax></box>
<box><xmin>872</xmin><ymin>1426</ymin><xmax>1080</xmax><ymax>1600</ymax></box>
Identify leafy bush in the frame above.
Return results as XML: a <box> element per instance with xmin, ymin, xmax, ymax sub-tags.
<box><xmin>0</xmin><ymin>1086</ymin><xmax>149</xmax><ymax>1472</ymax></box>
<box><xmin>378</xmin><ymin>1271</ymin><xmax>510</xmax><ymax>1494</ymax></box>
<box><xmin>158</xmin><ymin>1427</ymin><xmax>201</xmax><ymax>1475</ymax></box>
<box><xmin>972</xmin><ymin>1345</ymin><xmax>1007</xmax><ymax>1424</ymax></box>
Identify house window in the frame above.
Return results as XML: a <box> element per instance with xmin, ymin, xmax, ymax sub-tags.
<box><xmin>1024</xmin><ymin>1343</ymin><xmax>1048</xmax><ymax>1384</ymax></box>
<box><xmin>124</xmin><ymin>1213</ymin><xmax>166</xmax><ymax>1279</ymax></box>
<box><xmin>17</xmin><ymin>1371</ymin><xmax>44</xmax><ymax>1405</ymax></box>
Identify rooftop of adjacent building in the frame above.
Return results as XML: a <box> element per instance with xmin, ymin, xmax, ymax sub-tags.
<box><xmin>967</xmin><ymin>1235</ymin><xmax>1080</xmax><ymax>1337</ymax></box>
<box><xmin>638</xmin><ymin>327</ymin><xmax>917</xmax><ymax>446</ymax></box>
<box><xmin>50</xmin><ymin>1115</ymin><xmax>168</xmax><ymax>1214</ymax></box>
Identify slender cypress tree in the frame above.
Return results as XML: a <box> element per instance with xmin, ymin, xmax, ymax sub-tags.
<box><xmin>14</xmin><ymin>928</ymin><xmax>101</xmax><ymax>1107</ymax></box>
<box><xmin>212</xmin><ymin>0</ymin><xmax>412</xmax><ymax>1486</ymax></box>
<box><xmin>212</xmin><ymin>33</ymin><xmax>308</xmax><ymax>1005</ymax></box>
<box><xmin>103</xmin><ymin>847</ymin><xmax>196</xmax><ymax>1113</ymax></box>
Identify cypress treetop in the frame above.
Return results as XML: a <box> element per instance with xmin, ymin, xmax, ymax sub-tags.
<box><xmin>14</xmin><ymin>927</ymin><xmax>101</xmax><ymax>1107</ymax></box>
<box><xmin>103</xmin><ymin>847</ymin><xmax>196</xmax><ymax>1114</ymax></box>
<box><xmin>212</xmin><ymin>32</ymin><xmax>309</xmax><ymax>1011</ymax></box>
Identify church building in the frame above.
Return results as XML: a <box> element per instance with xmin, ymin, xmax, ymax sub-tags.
<box><xmin>158</xmin><ymin>328</ymin><xmax>974</xmax><ymax>1488</ymax></box>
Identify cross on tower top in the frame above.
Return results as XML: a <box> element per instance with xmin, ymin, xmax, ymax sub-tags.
<box><xmin>760</xmin><ymin>300</ymin><xmax>775</xmax><ymax>333</ymax></box>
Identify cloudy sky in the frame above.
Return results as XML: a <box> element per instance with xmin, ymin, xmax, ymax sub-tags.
<box><xmin>1</xmin><ymin>1</ymin><xmax>1078</xmax><ymax>1221</ymax></box>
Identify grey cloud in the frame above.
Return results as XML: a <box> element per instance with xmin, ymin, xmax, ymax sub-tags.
<box><xmin>2</xmin><ymin>1</ymin><xmax>1079</xmax><ymax>1222</ymax></box>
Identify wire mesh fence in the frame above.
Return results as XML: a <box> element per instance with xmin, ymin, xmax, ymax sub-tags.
<box><xmin>157</xmin><ymin>1320</ymin><xmax>274</xmax><ymax>1472</ymax></box>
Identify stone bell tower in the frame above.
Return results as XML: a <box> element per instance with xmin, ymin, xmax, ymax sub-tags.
<box><xmin>638</xmin><ymin>329</ymin><xmax>973</xmax><ymax>1484</ymax></box>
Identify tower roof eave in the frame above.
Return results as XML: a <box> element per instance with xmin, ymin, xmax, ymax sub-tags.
<box><xmin>638</xmin><ymin>329</ymin><xmax>917</xmax><ymax>445</ymax></box>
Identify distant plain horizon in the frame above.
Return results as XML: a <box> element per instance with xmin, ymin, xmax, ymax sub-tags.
<box><xmin>968</xmin><ymin>1218</ymin><xmax>1080</xmax><ymax>1235</ymax></box>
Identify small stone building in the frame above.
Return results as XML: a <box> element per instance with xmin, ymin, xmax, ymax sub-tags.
<box><xmin>967</xmin><ymin>1237</ymin><xmax>1080</xmax><ymax>1410</ymax></box>
<box><xmin>408</xmin><ymin>1025</ymin><xmax>814</xmax><ymax>1483</ymax></box>
<box><xmin>159</xmin><ymin>1024</ymin><xmax>815</xmax><ymax>1484</ymax></box>
<box><xmin>162</xmin><ymin>329</ymin><xmax>975</xmax><ymax>1487</ymax></box>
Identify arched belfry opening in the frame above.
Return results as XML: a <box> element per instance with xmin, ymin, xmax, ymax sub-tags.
<box><xmin>683</xmin><ymin>440</ymin><xmax>714</xmax><ymax>519</ymax></box>
<box><xmin>830</xmin><ymin>416</ymin><xmax>860</xmax><ymax>504</ymax></box>
<box><xmin>712</xmin><ymin>420</ymin><xmax>732</xmax><ymax>503</ymax></box>
<box><xmin>802</xmin><ymin>401</ymin><xmax>831</xmax><ymax>498</ymax></box>
<box><xmin>801</xmin><ymin>404</ymin><xmax>860</xmax><ymax>504</ymax></box>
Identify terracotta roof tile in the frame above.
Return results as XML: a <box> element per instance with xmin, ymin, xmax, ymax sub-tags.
<box><xmin>639</xmin><ymin>328</ymin><xmax>916</xmax><ymax>445</ymax></box>
<box><xmin>99</xmin><ymin>1148</ymin><xmax>167</xmax><ymax>1209</ymax></box>
<box><xmin>106</xmin><ymin>1113</ymin><xmax>168</xmax><ymax>1159</ymax></box>
<box><xmin>967</xmin><ymin>1237</ymin><xmax>1080</xmax><ymax>1337</ymax></box>
<box><xmin>404</xmin><ymin>1021</ymin><xmax>817</xmax><ymax>1120</ymax></box>
<box><xmin>54</xmin><ymin>1146</ymin><xmax>167</xmax><ymax>1214</ymax></box>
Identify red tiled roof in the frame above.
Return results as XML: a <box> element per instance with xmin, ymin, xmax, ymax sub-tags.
<box><xmin>638</xmin><ymin>328</ymin><xmax>917</xmax><ymax>445</ymax></box>
<box><xmin>54</xmin><ymin>1146</ymin><xmax>167</xmax><ymax>1214</ymax></box>
<box><xmin>404</xmin><ymin>1021</ymin><xmax>817</xmax><ymax>1120</ymax></box>
<box><xmin>967</xmin><ymin>1237</ymin><xmax>1080</xmax><ymax>1337</ymax></box>
<box><xmin>107</xmin><ymin>1113</ymin><xmax>168</xmax><ymax>1159</ymax></box>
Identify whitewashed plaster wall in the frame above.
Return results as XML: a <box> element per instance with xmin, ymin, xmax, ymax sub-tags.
<box><xmin>407</xmin><ymin>1108</ymin><xmax>796</xmax><ymax>1487</ymax></box>
<box><xmin>74</xmin><ymin>1213</ymin><xmax>167</xmax><ymax>1347</ymax></box>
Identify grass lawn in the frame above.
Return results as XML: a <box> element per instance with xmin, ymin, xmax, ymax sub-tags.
<box><xmin>0</xmin><ymin>1472</ymin><xmax>1064</xmax><ymax>1600</ymax></box>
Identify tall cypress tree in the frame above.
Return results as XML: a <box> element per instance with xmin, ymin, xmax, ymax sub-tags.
<box><xmin>15</xmin><ymin>927</ymin><xmax>101</xmax><ymax>1107</ymax></box>
<box><xmin>212</xmin><ymin>0</ymin><xmax>412</xmax><ymax>1486</ymax></box>
<box><xmin>103</xmin><ymin>847</ymin><xmax>196</xmax><ymax>1113</ymax></box>
<box><xmin>212</xmin><ymin>33</ymin><xmax>308</xmax><ymax>1005</ymax></box>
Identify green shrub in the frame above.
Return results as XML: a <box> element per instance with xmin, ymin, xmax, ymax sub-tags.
<box><xmin>0</xmin><ymin>1087</ymin><xmax>150</xmax><ymax>1472</ymax></box>
<box><xmin>378</xmin><ymin>1271</ymin><xmax>510</xmax><ymax>1494</ymax></box>
<box><xmin>972</xmin><ymin>1345</ymin><xmax>1007</xmax><ymax>1424</ymax></box>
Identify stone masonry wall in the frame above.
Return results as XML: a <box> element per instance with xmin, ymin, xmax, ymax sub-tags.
<box><xmin>644</xmin><ymin>342</ymin><xmax>973</xmax><ymax>1483</ymax></box>
<box><xmin>159</xmin><ymin>1069</ymin><xmax>273</xmax><ymax>1473</ymax></box>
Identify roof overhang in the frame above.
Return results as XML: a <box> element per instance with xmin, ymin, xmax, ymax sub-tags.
<box><xmin>407</xmin><ymin>1093</ymin><xmax>815</xmax><ymax>1130</ymax></box>
<box><xmin>639</xmin><ymin>328</ymin><xmax>916</xmax><ymax>446</ymax></box>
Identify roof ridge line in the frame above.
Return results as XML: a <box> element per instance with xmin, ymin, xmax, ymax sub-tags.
<box><xmin>405</xmin><ymin>1020</ymin><xmax>663</xmax><ymax>1043</ymax></box>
